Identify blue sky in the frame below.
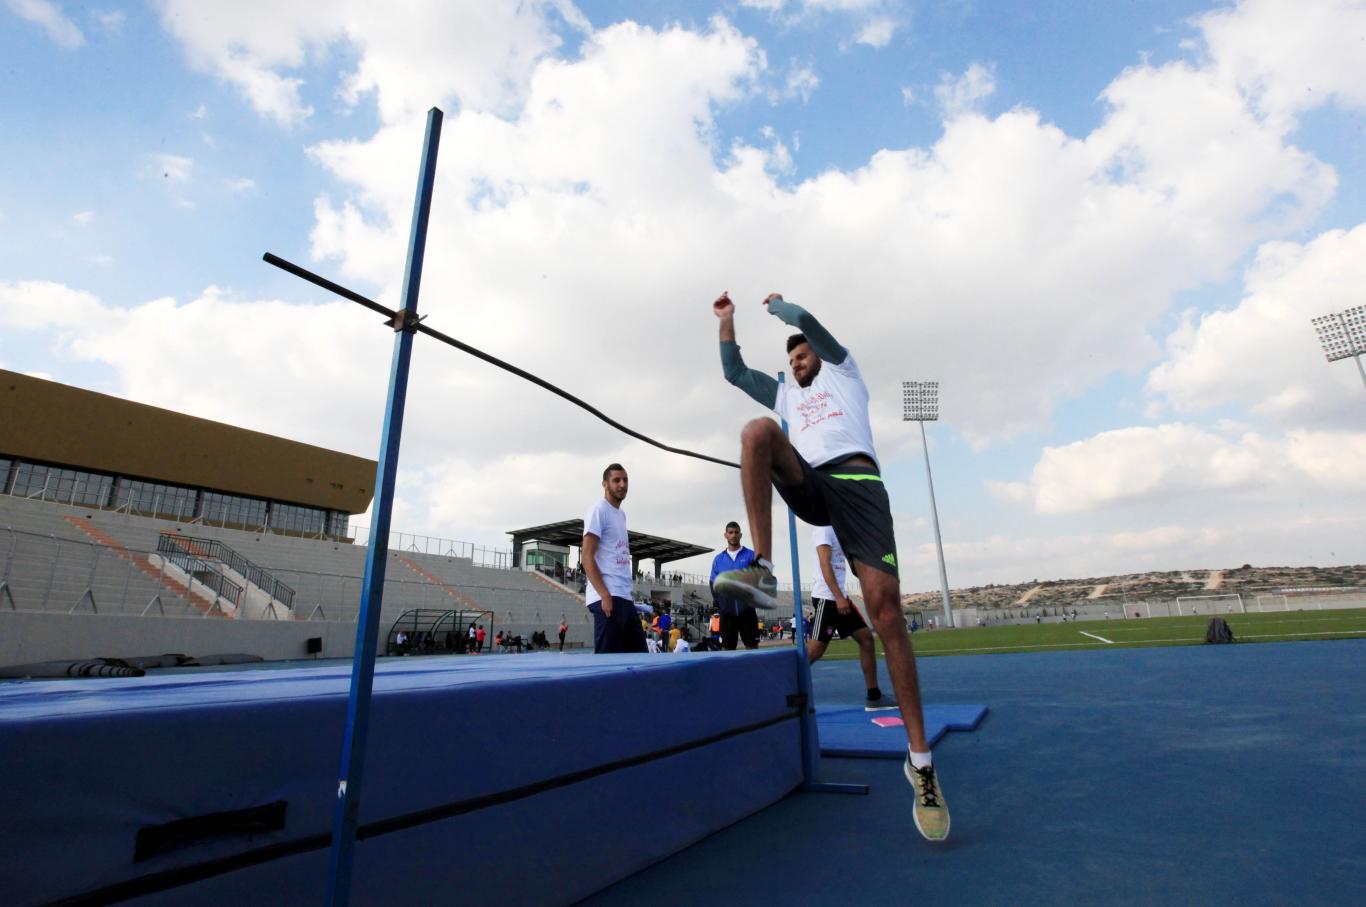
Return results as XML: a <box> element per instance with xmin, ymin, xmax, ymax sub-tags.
<box><xmin>3</xmin><ymin>0</ymin><xmax>1366</xmax><ymax>592</ymax></box>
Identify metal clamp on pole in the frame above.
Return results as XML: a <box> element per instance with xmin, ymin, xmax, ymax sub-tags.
<box><xmin>389</xmin><ymin>310</ymin><xmax>427</xmax><ymax>333</ymax></box>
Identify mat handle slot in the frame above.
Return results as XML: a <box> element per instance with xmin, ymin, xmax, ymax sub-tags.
<box><xmin>134</xmin><ymin>801</ymin><xmax>287</xmax><ymax>863</ymax></box>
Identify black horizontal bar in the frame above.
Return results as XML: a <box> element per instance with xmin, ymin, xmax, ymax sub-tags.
<box><xmin>263</xmin><ymin>253</ymin><xmax>740</xmax><ymax>470</ymax></box>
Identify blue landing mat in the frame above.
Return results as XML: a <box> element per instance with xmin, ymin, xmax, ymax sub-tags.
<box><xmin>0</xmin><ymin>651</ymin><xmax>803</xmax><ymax>906</ymax></box>
<box><xmin>817</xmin><ymin>703</ymin><xmax>988</xmax><ymax>757</ymax></box>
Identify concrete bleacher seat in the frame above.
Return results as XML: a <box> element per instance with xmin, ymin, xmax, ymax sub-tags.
<box><xmin>1</xmin><ymin>495</ymin><xmax>596</xmax><ymax>650</ymax></box>
<box><xmin>0</xmin><ymin>496</ymin><xmax>200</xmax><ymax>617</ymax></box>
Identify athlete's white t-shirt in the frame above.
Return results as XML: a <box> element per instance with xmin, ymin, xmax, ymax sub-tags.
<box><xmin>583</xmin><ymin>497</ymin><xmax>633</xmax><ymax>605</ymax></box>
<box><xmin>673</xmin><ymin>639</ymin><xmax>691</xmax><ymax>654</ymax></box>
<box><xmin>773</xmin><ymin>351</ymin><xmax>879</xmax><ymax>469</ymax></box>
<box><xmin>810</xmin><ymin>525</ymin><xmax>847</xmax><ymax>601</ymax></box>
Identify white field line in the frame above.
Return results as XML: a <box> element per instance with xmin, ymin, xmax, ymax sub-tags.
<box><xmin>919</xmin><ymin>628</ymin><xmax>1366</xmax><ymax>655</ymax></box>
<box><xmin>1079</xmin><ymin>630</ymin><xmax>1114</xmax><ymax>644</ymax></box>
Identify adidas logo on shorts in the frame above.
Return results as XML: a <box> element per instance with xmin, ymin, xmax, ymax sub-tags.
<box><xmin>882</xmin><ymin>553</ymin><xmax>897</xmax><ymax>567</ymax></box>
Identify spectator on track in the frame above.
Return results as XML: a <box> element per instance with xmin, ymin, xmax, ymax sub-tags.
<box><xmin>581</xmin><ymin>463</ymin><xmax>647</xmax><ymax>654</ymax></box>
<box><xmin>805</xmin><ymin>526</ymin><xmax>895</xmax><ymax>711</ymax></box>
<box><xmin>709</xmin><ymin>521</ymin><xmax>760</xmax><ymax>650</ymax></box>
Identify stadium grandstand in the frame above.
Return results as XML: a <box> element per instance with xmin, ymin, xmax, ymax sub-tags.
<box><xmin>0</xmin><ymin>370</ymin><xmax>763</xmax><ymax>669</ymax></box>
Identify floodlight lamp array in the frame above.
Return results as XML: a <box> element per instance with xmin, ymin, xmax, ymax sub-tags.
<box><xmin>1312</xmin><ymin>305</ymin><xmax>1366</xmax><ymax>362</ymax></box>
<box><xmin>902</xmin><ymin>380</ymin><xmax>940</xmax><ymax>421</ymax></box>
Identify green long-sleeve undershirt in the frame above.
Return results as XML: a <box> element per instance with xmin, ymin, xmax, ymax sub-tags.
<box><xmin>719</xmin><ymin>297</ymin><xmax>847</xmax><ymax>408</ymax></box>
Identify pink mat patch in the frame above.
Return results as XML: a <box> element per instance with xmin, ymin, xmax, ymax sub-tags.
<box><xmin>871</xmin><ymin>716</ymin><xmax>904</xmax><ymax>727</ymax></box>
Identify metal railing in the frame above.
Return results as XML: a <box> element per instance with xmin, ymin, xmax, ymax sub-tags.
<box><xmin>0</xmin><ymin>526</ymin><xmax>244</xmax><ymax>617</ymax></box>
<box><xmin>161</xmin><ymin>551</ymin><xmax>244</xmax><ymax>610</ymax></box>
<box><xmin>351</xmin><ymin>525</ymin><xmax>512</xmax><ymax>568</ymax></box>
<box><xmin>157</xmin><ymin>533</ymin><xmax>295</xmax><ymax>609</ymax></box>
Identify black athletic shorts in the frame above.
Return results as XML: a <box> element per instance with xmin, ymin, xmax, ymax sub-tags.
<box><xmin>812</xmin><ymin>596</ymin><xmax>868</xmax><ymax>644</ymax></box>
<box><xmin>773</xmin><ymin>455</ymin><xmax>900</xmax><ymax>579</ymax></box>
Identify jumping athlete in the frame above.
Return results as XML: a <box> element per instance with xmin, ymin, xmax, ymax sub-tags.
<box><xmin>710</xmin><ymin>291</ymin><xmax>949</xmax><ymax>842</ymax></box>
<box><xmin>807</xmin><ymin>525</ymin><xmax>897</xmax><ymax>711</ymax></box>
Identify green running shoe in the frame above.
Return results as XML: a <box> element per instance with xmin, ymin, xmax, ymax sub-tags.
<box><xmin>904</xmin><ymin>757</ymin><xmax>950</xmax><ymax>842</ymax></box>
<box><xmin>713</xmin><ymin>559</ymin><xmax>780</xmax><ymax>611</ymax></box>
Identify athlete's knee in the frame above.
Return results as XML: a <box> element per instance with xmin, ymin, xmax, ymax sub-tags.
<box><xmin>740</xmin><ymin>417</ymin><xmax>781</xmax><ymax>450</ymax></box>
<box><xmin>806</xmin><ymin>642</ymin><xmax>825</xmax><ymax>662</ymax></box>
<box><xmin>865</xmin><ymin>601</ymin><xmax>902</xmax><ymax>635</ymax></box>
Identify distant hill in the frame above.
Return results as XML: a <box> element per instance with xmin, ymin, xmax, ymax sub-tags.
<box><xmin>901</xmin><ymin>564</ymin><xmax>1366</xmax><ymax>612</ymax></box>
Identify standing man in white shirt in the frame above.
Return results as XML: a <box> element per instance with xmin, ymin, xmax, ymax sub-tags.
<box><xmin>710</xmin><ymin>291</ymin><xmax>949</xmax><ymax>843</ymax></box>
<box><xmin>582</xmin><ymin>463</ymin><xmax>647</xmax><ymax>654</ymax></box>
<box><xmin>807</xmin><ymin>525</ymin><xmax>895</xmax><ymax>711</ymax></box>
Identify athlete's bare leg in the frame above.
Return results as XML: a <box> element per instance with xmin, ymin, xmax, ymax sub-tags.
<box><xmin>739</xmin><ymin>417</ymin><xmax>804</xmax><ymax>558</ymax></box>
<box><xmin>852</xmin><ymin>627</ymin><xmax>879</xmax><ymax>690</ymax></box>
<box><xmin>854</xmin><ymin>561</ymin><xmax>929</xmax><ymax>752</ymax></box>
<box><xmin>805</xmin><ymin>639</ymin><xmax>827</xmax><ymax>662</ymax></box>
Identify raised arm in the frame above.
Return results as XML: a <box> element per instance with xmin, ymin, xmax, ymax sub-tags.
<box><xmin>713</xmin><ymin>291</ymin><xmax>779</xmax><ymax>408</ymax></box>
<box><xmin>763</xmin><ymin>294</ymin><xmax>847</xmax><ymax>365</ymax></box>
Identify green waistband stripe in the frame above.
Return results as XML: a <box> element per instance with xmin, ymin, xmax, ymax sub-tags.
<box><xmin>830</xmin><ymin>473</ymin><xmax>882</xmax><ymax>482</ymax></box>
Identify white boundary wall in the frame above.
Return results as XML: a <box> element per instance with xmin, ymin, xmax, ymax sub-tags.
<box><xmin>0</xmin><ymin>610</ymin><xmax>358</xmax><ymax>666</ymax></box>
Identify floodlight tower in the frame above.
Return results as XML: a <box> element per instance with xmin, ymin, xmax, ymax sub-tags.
<box><xmin>902</xmin><ymin>381</ymin><xmax>953</xmax><ymax>629</ymax></box>
<box><xmin>1311</xmin><ymin>304</ymin><xmax>1366</xmax><ymax>397</ymax></box>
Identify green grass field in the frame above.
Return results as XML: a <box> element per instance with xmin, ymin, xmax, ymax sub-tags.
<box><xmin>817</xmin><ymin>609</ymin><xmax>1366</xmax><ymax>659</ymax></box>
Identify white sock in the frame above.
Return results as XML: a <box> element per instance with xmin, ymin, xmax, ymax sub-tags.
<box><xmin>909</xmin><ymin>749</ymin><xmax>933</xmax><ymax>770</ymax></box>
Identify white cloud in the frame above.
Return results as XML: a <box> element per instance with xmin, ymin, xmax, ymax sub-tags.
<box><xmin>986</xmin><ymin>480</ymin><xmax>1030</xmax><ymax>505</ymax></box>
<box><xmin>95</xmin><ymin>8</ymin><xmax>125</xmax><ymax>32</ymax></box>
<box><xmin>152</xmin><ymin>0</ymin><xmax>588</xmax><ymax>126</ymax></box>
<box><xmin>224</xmin><ymin>177</ymin><xmax>257</xmax><ymax>193</ymax></box>
<box><xmin>1147</xmin><ymin>225</ymin><xmax>1366</xmax><ymax>424</ymax></box>
<box><xmin>0</xmin><ymin>280</ymin><xmax>387</xmax><ymax>457</ymax></box>
<box><xmin>71</xmin><ymin>210</ymin><xmax>94</xmax><ymax>226</ymax></box>
<box><xmin>87</xmin><ymin>254</ymin><xmax>114</xmax><ymax>267</ymax></box>
<box><xmin>934</xmin><ymin>62</ymin><xmax>995</xmax><ymax>117</ymax></box>
<box><xmin>1108</xmin><ymin>525</ymin><xmax>1223</xmax><ymax>552</ymax></box>
<box><xmin>189</xmin><ymin>103</ymin><xmax>207</xmax><ymax>120</ymax></box>
<box><xmin>1198</xmin><ymin>0</ymin><xmax>1366</xmax><ymax>131</ymax></box>
<box><xmin>1021</xmin><ymin>424</ymin><xmax>1272</xmax><ymax>515</ymax></box>
<box><xmin>741</xmin><ymin>0</ymin><xmax>904</xmax><ymax>48</ymax></box>
<box><xmin>1284</xmin><ymin>429</ymin><xmax>1366</xmax><ymax>489</ymax></box>
<box><xmin>6</xmin><ymin>0</ymin><xmax>84</xmax><ymax>48</ymax></box>
<box><xmin>1000</xmin><ymin>422</ymin><xmax>1366</xmax><ymax>516</ymax></box>
<box><xmin>853</xmin><ymin>15</ymin><xmax>895</xmax><ymax>48</ymax></box>
<box><xmin>900</xmin><ymin>85</ymin><xmax>914</xmax><ymax>105</ymax></box>
<box><xmin>782</xmin><ymin>62</ymin><xmax>819</xmax><ymax>103</ymax></box>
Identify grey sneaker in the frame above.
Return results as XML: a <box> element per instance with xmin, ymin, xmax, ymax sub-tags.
<box><xmin>904</xmin><ymin>757</ymin><xmax>950</xmax><ymax>842</ymax></box>
<box><xmin>865</xmin><ymin>695</ymin><xmax>900</xmax><ymax>712</ymax></box>
<box><xmin>713</xmin><ymin>560</ymin><xmax>780</xmax><ymax>611</ymax></box>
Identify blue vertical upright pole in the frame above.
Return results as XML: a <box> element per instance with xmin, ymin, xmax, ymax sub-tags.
<box><xmin>325</xmin><ymin>107</ymin><xmax>443</xmax><ymax>907</ymax></box>
<box><xmin>779</xmin><ymin>372</ymin><xmax>820</xmax><ymax>783</ymax></box>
